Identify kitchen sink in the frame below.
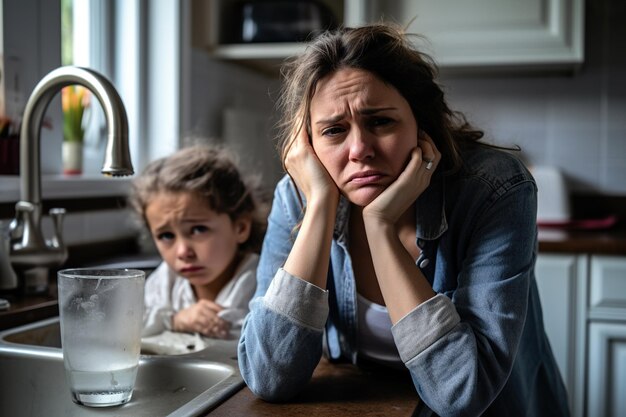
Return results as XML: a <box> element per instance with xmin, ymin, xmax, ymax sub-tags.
<box><xmin>0</xmin><ymin>317</ymin><xmax>244</xmax><ymax>417</ymax></box>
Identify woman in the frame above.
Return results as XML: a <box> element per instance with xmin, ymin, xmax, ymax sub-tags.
<box><xmin>238</xmin><ymin>24</ymin><xmax>569</xmax><ymax>417</ymax></box>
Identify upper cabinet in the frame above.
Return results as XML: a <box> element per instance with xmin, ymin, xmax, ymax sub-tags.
<box><xmin>193</xmin><ymin>0</ymin><xmax>584</xmax><ymax>73</ymax></box>
<box><xmin>192</xmin><ymin>0</ymin><xmax>345</xmax><ymax>73</ymax></box>
<box><xmin>368</xmin><ymin>0</ymin><xmax>585</xmax><ymax>71</ymax></box>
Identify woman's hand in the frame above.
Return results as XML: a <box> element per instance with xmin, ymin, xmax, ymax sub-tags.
<box><xmin>281</xmin><ymin>116</ymin><xmax>339</xmax><ymax>288</ymax></box>
<box><xmin>172</xmin><ymin>300</ymin><xmax>231</xmax><ymax>339</ymax></box>
<box><xmin>284</xmin><ymin>118</ymin><xmax>339</xmax><ymax>207</ymax></box>
<box><xmin>361</xmin><ymin>132</ymin><xmax>439</xmax><ymax>322</ymax></box>
<box><xmin>363</xmin><ymin>131</ymin><xmax>440</xmax><ymax>225</ymax></box>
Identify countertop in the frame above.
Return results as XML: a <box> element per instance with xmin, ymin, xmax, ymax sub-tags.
<box><xmin>208</xmin><ymin>358</ymin><xmax>419</xmax><ymax>417</ymax></box>
<box><xmin>0</xmin><ymin>292</ymin><xmax>58</xmax><ymax>331</ymax></box>
<box><xmin>538</xmin><ymin>227</ymin><xmax>626</xmax><ymax>254</ymax></box>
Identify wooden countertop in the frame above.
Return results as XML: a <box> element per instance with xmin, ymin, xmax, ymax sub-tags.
<box><xmin>0</xmin><ymin>292</ymin><xmax>58</xmax><ymax>331</ymax></box>
<box><xmin>207</xmin><ymin>358</ymin><xmax>419</xmax><ymax>417</ymax></box>
<box><xmin>538</xmin><ymin>227</ymin><xmax>626</xmax><ymax>254</ymax></box>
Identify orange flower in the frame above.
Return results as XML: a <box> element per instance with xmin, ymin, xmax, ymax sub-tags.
<box><xmin>62</xmin><ymin>85</ymin><xmax>91</xmax><ymax>142</ymax></box>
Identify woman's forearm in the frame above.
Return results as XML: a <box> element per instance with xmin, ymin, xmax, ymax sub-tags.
<box><xmin>363</xmin><ymin>219</ymin><xmax>436</xmax><ymax>324</ymax></box>
<box><xmin>283</xmin><ymin>199</ymin><xmax>337</xmax><ymax>289</ymax></box>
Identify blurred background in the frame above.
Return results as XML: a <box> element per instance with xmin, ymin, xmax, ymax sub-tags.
<box><xmin>1</xmin><ymin>3</ymin><xmax>626</xmax><ymax>417</ymax></box>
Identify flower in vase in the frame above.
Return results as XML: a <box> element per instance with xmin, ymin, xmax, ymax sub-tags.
<box><xmin>61</xmin><ymin>85</ymin><xmax>91</xmax><ymax>143</ymax></box>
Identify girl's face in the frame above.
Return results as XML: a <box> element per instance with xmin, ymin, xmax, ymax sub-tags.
<box><xmin>309</xmin><ymin>68</ymin><xmax>418</xmax><ymax>206</ymax></box>
<box><xmin>145</xmin><ymin>192</ymin><xmax>251</xmax><ymax>289</ymax></box>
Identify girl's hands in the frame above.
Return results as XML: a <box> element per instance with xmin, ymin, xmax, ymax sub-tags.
<box><xmin>284</xmin><ymin>118</ymin><xmax>339</xmax><ymax>207</ymax></box>
<box><xmin>172</xmin><ymin>299</ymin><xmax>231</xmax><ymax>339</ymax></box>
<box><xmin>362</xmin><ymin>131</ymin><xmax>441</xmax><ymax>225</ymax></box>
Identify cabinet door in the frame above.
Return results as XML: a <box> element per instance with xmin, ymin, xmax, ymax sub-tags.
<box><xmin>587</xmin><ymin>322</ymin><xmax>626</xmax><ymax>417</ymax></box>
<box><xmin>362</xmin><ymin>0</ymin><xmax>584</xmax><ymax>69</ymax></box>
<box><xmin>586</xmin><ymin>256</ymin><xmax>626</xmax><ymax>417</ymax></box>
<box><xmin>534</xmin><ymin>254</ymin><xmax>581</xmax><ymax>414</ymax></box>
<box><xmin>202</xmin><ymin>0</ymin><xmax>583</xmax><ymax>71</ymax></box>
<box><xmin>589</xmin><ymin>256</ymin><xmax>626</xmax><ymax>316</ymax></box>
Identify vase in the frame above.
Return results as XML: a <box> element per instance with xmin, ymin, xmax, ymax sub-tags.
<box><xmin>62</xmin><ymin>141</ymin><xmax>83</xmax><ymax>175</ymax></box>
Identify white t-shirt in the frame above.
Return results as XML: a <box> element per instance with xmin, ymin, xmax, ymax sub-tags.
<box><xmin>142</xmin><ymin>252</ymin><xmax>258</xmax><ymax>337</ymax></box>
<box><xmin>356</xmin><ymin>292</ymin><xmax>403</xmax><ymax>368</ymax></box>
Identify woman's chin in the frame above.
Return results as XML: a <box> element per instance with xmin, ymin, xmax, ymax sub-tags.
<box><xmin>344</xmin><ymin>187</ymin><xmax>384</xmax><ymax>207</ymax></box>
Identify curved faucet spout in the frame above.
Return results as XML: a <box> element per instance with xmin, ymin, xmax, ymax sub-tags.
<box><xmin>20</xmin><ymin>66</ymin><xmax>134</xmax><ymax>206</ymax></box>
<box><xmin>7</xmin><ymin>66</ymin><xmax>134</xmax><ymax>292</ymax></box>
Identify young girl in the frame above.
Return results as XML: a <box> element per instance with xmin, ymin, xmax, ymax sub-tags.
<box><xmin>129</xmin><ymin>144</ymin><xmax>267</xmax><ymax>339</ymax></box>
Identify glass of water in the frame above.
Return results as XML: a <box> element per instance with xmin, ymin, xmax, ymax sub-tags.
<box><xmin>58</xmin><ymin>268</ymin><xmax>145</xmax><ymax>407</ymax></box>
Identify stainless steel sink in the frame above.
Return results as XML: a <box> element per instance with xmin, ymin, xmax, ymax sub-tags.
<box><xmin>0</xmin><ymin>317</ymin><xmax>244</xmax><ymax>417</ymax></box>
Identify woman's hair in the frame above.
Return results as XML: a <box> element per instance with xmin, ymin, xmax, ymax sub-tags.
<box><xmin>276</xmin><ymin>23</ymin><xmax>485</xmax><ymax>173</ymax></box>
<box><xmin>128</xmin><ymin>144</ymin><xmax>268</xmax><ymax>253</ymax></box>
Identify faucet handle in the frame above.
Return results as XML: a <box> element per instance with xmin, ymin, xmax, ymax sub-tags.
<box><xmin>10</xmin><ymin>201</ymin><xmax>36</xmax><ymax>242</ymax></box>
<box><xmin>0</xmin><ymin>221</ymin><xmax>18</xmax><ymax>290</ymax></box>
<box><xmin>48</xmin><ymin>208</ymin><xmax>66</xmax><ymax>249</ymax></box>
<box><xmin>15</xmin><ymin>200</ymin><xmax>35</xmax><ymax>214</ymax></box>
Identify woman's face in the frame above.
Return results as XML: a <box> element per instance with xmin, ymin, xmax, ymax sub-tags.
<box><xmin>309</xmin><ymin>68</ymin><xmax>418</xmax><ymax>206</ymax></box>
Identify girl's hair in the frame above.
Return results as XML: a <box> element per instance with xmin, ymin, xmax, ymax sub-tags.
<box><xmin>128</xmin><ymin>144</ymin><xmax>268</xmax><ymax>253</ymax></box>
<box><xmin>276</xmin><ymin>23</ymin><xmax>485</xmax><ymax>174</ymax></box>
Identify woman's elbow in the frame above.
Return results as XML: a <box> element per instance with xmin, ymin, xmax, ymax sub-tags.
<box><xmin>239</xmin><ymin>357</ymin><xmax>303</xmax><ymax>402</ymax></box>
<box><xmin>243</xmin><ymin>376</ymin><xmax>299</xmax><ymax>403</ymax></box>
<box><xmin>238</xmin><ymin>344</ymin><xmax>303</xmax><ymax>402</ymax></box>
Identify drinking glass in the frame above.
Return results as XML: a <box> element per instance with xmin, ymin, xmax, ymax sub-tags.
<box><xmin>58</xmin><ymin>268</ymin><xmax>145</xmax><ymax>407</ymax></box>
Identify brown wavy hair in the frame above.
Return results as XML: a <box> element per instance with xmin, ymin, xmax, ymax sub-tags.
<box><xmin>276</xmin><ymin>23</ymin><xmax>486</xmax><ymax>174</ymax></box>
<box><xmin>128</xmin><ymin>144</ymin><xmax>268</xmax><ymax>253</ymax></box>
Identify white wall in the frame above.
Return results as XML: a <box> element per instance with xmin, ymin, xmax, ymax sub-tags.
<box><xmin>186</xmin><ymin>49</ymin><xmax>284</xmax><ymax>188</ymax></box>
<box><xmin>442</xmin><ymin>0</ymin><xmax>626</xmax><ymax>195</ymax></box>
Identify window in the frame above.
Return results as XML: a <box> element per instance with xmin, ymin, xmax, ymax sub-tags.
<box><xmin>61</xmin><ymin>0</ymin><xmax>109</xmax><ymax>175</ymax></box>
<box><xmin>2</xmin><ymin>0</ymin><xmax>183</xmax><ymax>177</ymax></box>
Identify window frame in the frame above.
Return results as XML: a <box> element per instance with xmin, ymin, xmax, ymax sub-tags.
<box><xmin>1</xmin><ymin>0</ymin><xmax>183</xmax><ymax>177</ymax></box>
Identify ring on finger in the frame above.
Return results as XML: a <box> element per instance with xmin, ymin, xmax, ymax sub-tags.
<box><xmin>424</xmin><ymin>159</ymin><xmax>434</xmax><ymax>170</ymax></box>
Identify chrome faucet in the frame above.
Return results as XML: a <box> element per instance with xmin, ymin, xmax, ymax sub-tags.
<box><xmin>2</xmin><ymin>66</ymin><xmax>134</xmax><ymax>293</ymax></box>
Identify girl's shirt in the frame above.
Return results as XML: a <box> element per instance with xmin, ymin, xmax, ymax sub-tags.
<box><xmin>238</xmin><ymin>144</ymin><xmax>570</xmax><ymax>417</ymax></box>
<box><xmin>143</xmin><ymin>252</ymin><xmax>258</xmax><ymax>337</ymax></box>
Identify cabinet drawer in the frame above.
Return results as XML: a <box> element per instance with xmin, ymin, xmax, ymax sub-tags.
<box><xmin>590</xmin><ymin>256</ymin><xmax>626</xmax><ymax>314</ymax></box>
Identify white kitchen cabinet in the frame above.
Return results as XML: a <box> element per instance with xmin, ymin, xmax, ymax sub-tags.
<box><xmin>589</xmin><ymin>256</ymin><xmax>626</xmax><ymax>315</ymax></box>
<box><xmin>536</xmin><ymin>254</ymin><xmax>626</xmax><ymax>417</ymax></box>
<box><xmin>197</xmin><ymin>0</ymin><xmax>584</xmax><ymax>71</ymax></box>
<box><xmin>364</xmin><ymin>0</ymin><xmax>584</xmax><ymax>70</ymax></box>
<box><xmin>587</xmin><ymin>322</ymin><xmax>626</xmax><ymax>417</ymax></box>
<box><xmin>586</xmin><ymin>256</ymin><xmax>626</xmax><ymax>417</ymax></box>
<box><xmin>535</xmin><ymin>253</ymin><xmax>587</xmax><ymax>417</ymax></box>
<box><xmin>197</xmin><ymin>0</ymin><xmax>345</xmax><ymax>63</ymax></box>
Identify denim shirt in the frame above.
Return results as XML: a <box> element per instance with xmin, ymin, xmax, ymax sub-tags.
<box><xmin>238</xmin><ymin>144</ymin><xmax>570</xmax><ymax>417</ymax></box>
